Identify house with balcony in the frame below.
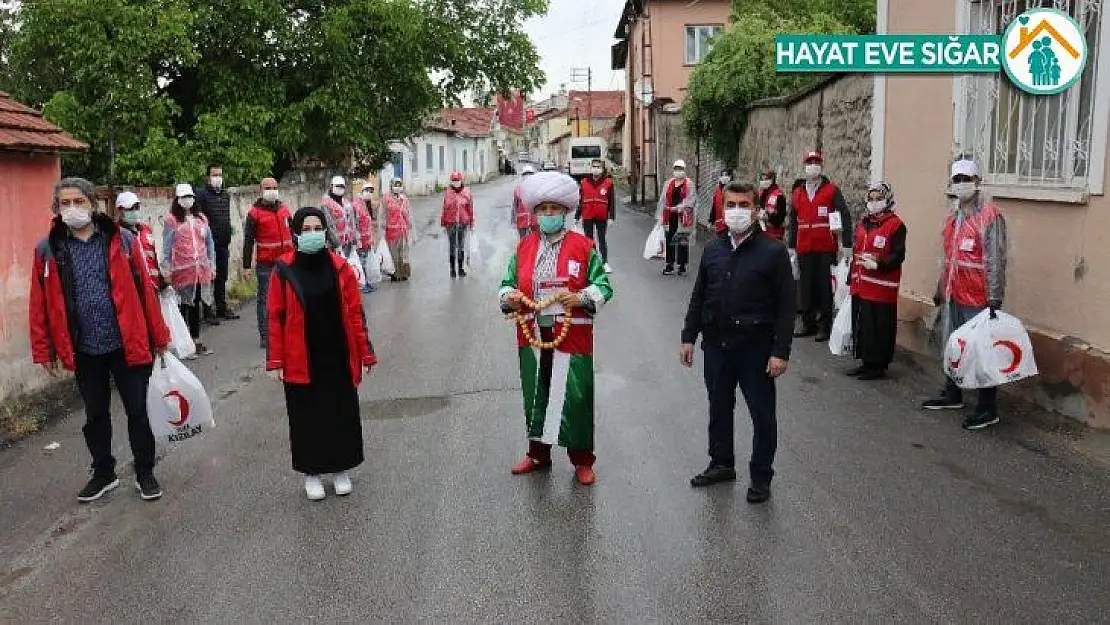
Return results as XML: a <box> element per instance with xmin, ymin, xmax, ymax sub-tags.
<box><xmin>874</xmin><ymin>0</ymin><xmax>1110</xmax><ymax>427</ymax></box>
<box><xmin>611</xmin><ymin>0</ymin><xmax>731</xmax><ymax>201</ymax></box>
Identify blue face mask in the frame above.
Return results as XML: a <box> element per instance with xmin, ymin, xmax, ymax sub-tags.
<box><xmin>120</xmin><ymin>210</ymin><xmax>141</xmax><ymax>225</ymax></box>
<box><xmin>538</xmin><ymin>214</ymin><xmax>565</xmax><ymax>234</ymax></box>
<box><xmin>296</xmin><ymin>230</ymin><xmax>327</xmax><ymax>253</ymax></box>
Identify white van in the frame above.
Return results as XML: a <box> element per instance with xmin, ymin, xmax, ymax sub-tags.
<box><xmin>565</xmin><ymin>137</ymin><xmax>606</xmax><ymax>180</ymax></box>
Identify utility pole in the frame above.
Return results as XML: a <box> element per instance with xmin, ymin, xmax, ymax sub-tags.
<box><xmin>570</xmin><ymin>67</ymin><xmax>593</xmax><ymax>136</ymax></box>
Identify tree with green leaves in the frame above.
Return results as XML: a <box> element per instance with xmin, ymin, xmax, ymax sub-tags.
<box><xmin>684</xmin><ymin>0</ymin><xmax>874</xmax><ymax>164</ymax></box>
<box><xmin>0</xmin><ymin>0</ymin><xmax>547</xmax><ymax>185</ymax></box>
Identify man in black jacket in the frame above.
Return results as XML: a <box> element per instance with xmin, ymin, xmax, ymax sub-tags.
<box><xmin>195</xmin><ymin>164</ymin><xmax>239</xmax><ymax>323</ymax></box>
<box><xmin>681</xmin><ymin>181</ymin><xmax>795</xmax><ymax>503</ymax></box>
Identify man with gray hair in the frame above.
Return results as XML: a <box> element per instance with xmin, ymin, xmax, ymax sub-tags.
<box><xmin>28</xmin><ymin>178</ymin><xmax>171</xmax><ymax>503</ymax></box>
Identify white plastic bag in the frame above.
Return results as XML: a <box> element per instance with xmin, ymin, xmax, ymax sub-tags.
<box><xmin>832</xmin><ymin>258</ymin><xmax>850</xmax><ymax>310</ymax></box>
<box><xmin>789</xmin><ymin>249</ymin><xmax>799</xmax><ymax>281</ymax></box>
<box><xmin>346</xmin><ymin>248</ymin><xmax>366</xmax><ymax>288</ymax></box>
<box><xmin>147</xmin><ymin>353</ymin><xmax>215</xmax><ymax>443</ymax></box>
<box><xmin>159</xmin><ymin>289</ymin><xmax>195</xmax><ymax>360</ymax></box>
<box><xmin>829</xmin><ymin>296</ymin><xmax>854</xmax><ymax>356</ymax></box>
<box><xmin>363</xmin><ymin>249</ymin><xmax>382</xmax><ymax>284</ymax></box>
<box><xmin>377</xmin><ymin>239</ymin><xmax>395</xmax><ymax>276</ymax></box>
<box><xmin>466</xmin><ymin>229</ymin><xmax>481</xmax><ymax>269</ymax></box>
<box><xmin>945</xmin><ymin>309</ymin><xmax>1038</xmax><ymax>389</ymax></box>
<box><xmin>643</xmin><ymin>223</ymin><xmax>665</xmax><ymax>260</ymax></box>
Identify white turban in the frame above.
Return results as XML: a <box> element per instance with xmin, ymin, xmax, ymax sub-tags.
<box><xmin>520</xmin><ymin>171</ymin><xmax>580</xmax><ymax>211</ymax></box>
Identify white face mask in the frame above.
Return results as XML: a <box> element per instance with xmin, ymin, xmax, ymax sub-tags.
<box><xmin>179</xmin><ymin>197</ymin><xmax>195</xmax><ymax>209</ymax></box>
<box><xmin>332</xmin><ymin>185</ymin><xmax>346</xmax><ymax>197</ymax></box>
<box><xmin>950</xmin><ymin>181</ymin><xmax>977</xmax><ymax>201</ymax></box>
<box><xmin>804</xmin><ymin>164</ymin><xmax>822</xmax><ymax>179</ymax></box>
<box><xmin>866</xmin><ymin>200</ymin><xmax>887</xmax><ymax>215</ymax></box>
<box><xmin>719</xmin><ymin>175</ymin><xmax>731</xmax><ymax>185</ymax></box>
<box><xmin>758</xmin><ymin>179</ymin><xmax>772</xmax><ymax>190</ymax></box>
<box><xmin>450</xmin><ymin>181</ymin><xmax>462</xmax><ymax>189</ymax></box>
<box><xmin>361</xmin><ymin>191</ymin><xmax>373</xmax><ymax>200</ymax></box>
<box><xmin>674</xmin><ymin>170</ymin><xmax>686</xmax><ymax>180</ymax></box>
<box><xmin>210</xmin><ymin>176</ymin><xmax>223</xmax><ymax>189</ymax></box>
<box><xmin>61</xmin><ymin>207</ymin><xmax>93</xmax><ymax>230</ymax></box>
<box><xmin>724</xmin><ymin>207</ymin><xmax>753</xmax><ymax>233</ymax></box>
<box><xmin>391</xmin><ymin>186</ymin><xmax>402</xmax><ymax>195</ymax></box>
<box><xmin>262</xmin><ymin>189</ymin><xmax>280</xmax><ymax>202</ymax></box>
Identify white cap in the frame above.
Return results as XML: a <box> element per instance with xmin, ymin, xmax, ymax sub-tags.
<box><xmin>522</xmin><ymin>165</ymin><xmax>535</xmax><ymax>175</ymax></box>
<box><xmin>175</xmin><ymin>183</ymin><xmax>194</xmax><ymax>197</ymax></box>
<box><xmin>673</xmin><ymin>159</ymin><xmax>686</xmax><ymax>169</ymax></box>
<box><xmin>950</xmin><ymin>159</ymin><xmax>979</xmax><ymax>178</ymax></box>
<box><xmin>115</xmin><ymin>191</ymin><xmax>140</xmax><ymax>209</ymax></box>
<box><xmin>331</xmin><ymin>175</ymin><xmax>346</xmax><ymax>186</ymax></box>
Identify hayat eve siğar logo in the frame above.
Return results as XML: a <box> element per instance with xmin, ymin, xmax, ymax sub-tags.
<box><xmin>1001</xmin><ymin>8</ymin><xmax>1088</xmax><ymax>95</ymax></box>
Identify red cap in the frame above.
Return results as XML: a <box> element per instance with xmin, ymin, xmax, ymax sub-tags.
<box><xmin>449</xmin><ymin>171</ymin><xmax>463</xmax><ymax>182</ymax></box>
<box><xmin>803</xmin><ymin>150</ymin><xmax>823</xmax><ymax>163</ymax></box>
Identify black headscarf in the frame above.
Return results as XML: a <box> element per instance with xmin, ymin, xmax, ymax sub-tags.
<box><xmin>290</xmin><ymin>206</ymin><xmax>335</xmax><ymax>293</ymax></box>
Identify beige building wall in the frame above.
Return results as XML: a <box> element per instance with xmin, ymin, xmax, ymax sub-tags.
<box><xmin>883</xmin><ymin>0</ymin><xmax>1110</xmax><ymax>427</ymax></box>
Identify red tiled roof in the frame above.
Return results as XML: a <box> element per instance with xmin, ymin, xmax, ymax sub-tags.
<box><xmin>428</xmin><ymin>107</ymin><xmax>497</xmax><ymax>137</ymax></box>
<box><xmin>0</xmin><ymin>92</ymin><xmax>87</xmax><ymax>152</ymax></box>
<box><xmin>566</xmin><ymin>90</ymin><xmax>625</xmax><ymax>120</ymax></box>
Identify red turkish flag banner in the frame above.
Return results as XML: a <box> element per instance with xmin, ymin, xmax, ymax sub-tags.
<box><xmin>497</xmin><ymin>91</ymin><xmax>525</xmax><ymax>129</ymax></box>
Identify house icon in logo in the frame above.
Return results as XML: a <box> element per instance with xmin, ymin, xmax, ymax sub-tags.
<box><xmin>1002</xmin><ymin>8</ymin><xmax>1088</xmax><ymax>95</ymax></box>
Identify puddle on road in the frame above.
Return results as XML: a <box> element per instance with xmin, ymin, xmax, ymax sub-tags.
<box><xmin>361</xmin><ymin>396</ymin><xmax>451</xmax><ymax>421</ymax></box>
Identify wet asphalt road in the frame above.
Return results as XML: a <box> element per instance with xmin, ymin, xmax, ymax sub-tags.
<box><xmin>2</xmin><ymin>176</ymin><xmax>1110</xmax><ymax>623</ymax></box>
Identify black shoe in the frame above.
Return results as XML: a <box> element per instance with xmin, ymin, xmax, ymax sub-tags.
<box><xmin>690</xmin><ymin>464</ymin><xmax>737</xmax><ymax>488</ymax></box>
<box><xmin>962</xmin><ymin>412</ymin><xmax>1000</xmax><ymax>430</ymax></box>
<box><xmin>260</xmin><ymin>337</ymin><xmax>268</xmax><ymax>349</ymax></box>
<box><xmin>922</xmin><ymin>395</ymin><xmax>964</xmax><ymax>410</ymax></box>
<box><xmin>662</xmin><ymin>266</ymin><xmax>675</xmax><ymax>276</ymax></box>
<box><xmin>857</xmin><ymin>368</ymin><xmax>887</xmax><ymax>381</ymax></box>
<box><xmin>746</xmin><ymin>484</ymin><xmax>771</xmax><ymax>503</ymax></box>
<box><xmin>219</xmin><ymin>310</ymin><xmax>240</xmax><ymax>320</ymax></box>
<box><xmin>677</xmin><ymin>266</ymin><xmax>687</xmax><ymax>276</ymax></box>
<box><xmin>450</xmin><ymin>267</ymin><xmax>457</xmax><ymax>278</ymax></box>
<box><xmin>458</xmin><ymin>267</ymin><xmax>467</xmax><ymax>277</ymax></box>
<box><xmin>204</xmin><ymin>316</ymin><xmax>222</xmax><ymax>326</ymax></box>
<box><xmin>814</xmin><ymin>331</ymin><xmax>830</xmax><ymax>343</ymax></box>
<box><xmin>135</xmin><ymin>473</ymin><xmax>163</xmax><ymax>501</ymax></box>
<box><xmin>77</xmin><ymin>474</ymin><xmax>120</xmax><ymax>503</ymax></box>
<box><xmin>794</xmin><ymin>328</ymin><xmax>817</xmax><ymax>338</ymax></box>
<box><xmin>846</xmin><ymin>365</ymin><xmax>868</xmax><ymax>377</ymax></box>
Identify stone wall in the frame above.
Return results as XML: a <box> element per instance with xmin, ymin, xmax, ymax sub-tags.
<box><xmin>737</xmin><ymin>74</ymin><xmax>874</xmax><ymax>216</ymax></box>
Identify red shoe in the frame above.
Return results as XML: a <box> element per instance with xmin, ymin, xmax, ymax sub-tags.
<box><xmin>574</xmin><ymin>465</ymin><xmax>596</xmax><ymax>486</ymax></box>
<box><xmin>511</xmin><ymin>456</ymin><xmax>551</xmax><ymax>475</ymax></box>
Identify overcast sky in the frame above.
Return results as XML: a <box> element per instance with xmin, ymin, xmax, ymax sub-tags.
<box><xmin>524</xmin><ymin>0</ymin><xmax>627</xmax><ymax>100</ymax></box>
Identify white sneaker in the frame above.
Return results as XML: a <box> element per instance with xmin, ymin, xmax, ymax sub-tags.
<box><xmin>604</xmin><ymin>263</ymin><xmax>613</xmax><ymax>274</ymax></box>
<box><xmin>304</xmin><ymin>476</ymin><xmax>326</xmax><ymax>500</ymax></box>
<box><xmin>332</xmin><ymin>472</ymin><xmax>352</xmax><ymax>496</ymax></box>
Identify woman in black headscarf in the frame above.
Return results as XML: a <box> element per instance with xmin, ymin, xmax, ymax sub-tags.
<box><xmin>265</xmin><ymin>206</ymin><xmax>377</xmax><ymax>500</ymax></box>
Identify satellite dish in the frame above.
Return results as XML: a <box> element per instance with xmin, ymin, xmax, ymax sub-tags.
<box><xmin>634</xmin><ymin>79</ymin><xmax>654</xmax><ymax>106</ymax></box>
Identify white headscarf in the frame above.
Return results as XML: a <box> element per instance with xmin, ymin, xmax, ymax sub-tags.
<box><xmin>519</xmin><ymin>171</ymin><xmax>580</xmax><ymax>212</ymax></box>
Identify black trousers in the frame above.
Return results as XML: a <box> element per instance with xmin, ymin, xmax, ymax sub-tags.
<box><xmin>213</xmin><ymin>242</ymin><xmax>230</xmax><ymax>314</ymax></box>
<box><xmin>447</xmin><ymin>226</ymin><xmax>467</xmax><ymax>266</ymax></box>
<box><xmin>798</xmin><ymin>251</ymin><xmax>836</xmax><ymax>332</ymax></box>
<box><xmin>75</xmin><ymin>350</ymin><xmax>156</xmax><ymax>478</ymax></box>
<box><xmin>664</xmin><ymin>213</ymin><xmax>689</xmax><ymax>268</ymax></box>
<box><xmin>703</xmin><ymin>337</ymin><xmax>777</xmax><ymax>486</ymax></box>
<box><xmin>180</xmin><ymin>288</ymin><xmax>202</xmax><ymax>340</ymax></box>
<box><xmin>582</xmin><ymin>219</ymin><xmax>609</xmax><ymax>262</ymax></box>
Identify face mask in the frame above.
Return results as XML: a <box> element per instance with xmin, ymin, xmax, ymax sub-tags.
<box><xmin>724</xmin><ymin>207</ymin><xmax>753</xmax><ymax>233</ymax></box>
<box><xmin>332</xmin><ymin>186</ymin><xmax>345</xmax><ymax>197</ymax></box>
<box><xmin>262</xmin><ymin>189</ymin><xmax>279</xmax><ymax>202</ymax></box>
<box><xmin>61</xmin><ymin>207</ymin><xmax>92</xmax><ymax>230</ymax></box>
<box><xmin>210</xmin><ymin>176</ymin><xmax>223</xmax><ymax>189</ymax></box>
<box><xmin>450</xmin><ymin>181</ymin><xmax>462</xmax><ymax>189</ymax></box>
<box><xmin>759</xmin><ymin>179</ymin><xmax>772</xmax><ymax>190</ymax></box>
<box><xmin>296</xmin><ymin>231</ymin><xmax>327</xmax><ymax>253</ymax></box>
<box><xmin>179</xmin><ymin>197</ymin><xmax>195</xmax><ymax>209</ymax></box>
<box><xmin>361</xmin><ymin>191</ymin><xmax>373</xmax><ymax>200</ymax></box>
<box><xmin>674</xmin><ymin>170</ymin><xmax>686</xmax><ymax>180</ymax></box>
<box><xmin>804</xmin><ymin>164</ymin><xmax>822</xmax><ymax>178</ymax></box>
<box><xmin>391</xmin><ymin>186</ymin><xmax>402</xmax><ymax>195</ymax></box>
<box><xmin>866</xmin><ymin>200</ymin><xmax>887</xmax><ymax>215</ymax></box>
<box><xmin>950</xmin><ymin>182</ymin><xmax>977</xmax><ymax>201</ymax></box>
<box><xmin>538</xmin><ymin>214</ymin><xmax>565</xmax><ymax>234</ymax></box>
<box><xmin>719</xmin><ymin>176</ymin><xmax>731</xmax><ymax>185</ymax></box>
<box><xmin>592</xmin><ymin>167</ymin><xmax>603</xmax><ymax>176</ymax></box>
<box><xmin>120</xmin><ymin>210</ymin><xmax>141</xmax><ymax>225</ymax></box>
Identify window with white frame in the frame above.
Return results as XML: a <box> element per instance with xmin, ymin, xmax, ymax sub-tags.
<box><xmin>685</xmin><ymin>25</ymin><xmax>724</xmax><ymax>65</ymax></box>
<box><xmin>439</xmin><ymin>145</ymin><xmax>445</xmax><ymax>172</ymax></box>
<box><xmin>426</xmin><ymin>144</ymin><xmax>434</xmax><ymax>170</ymax></box>
<box><xmin>957</xmin><ymin>0</ymin><xmax>1106</xmax><ymax>192</ymax></box>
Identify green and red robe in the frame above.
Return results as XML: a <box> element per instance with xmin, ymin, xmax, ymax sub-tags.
<box><xmin>499</xmin><ymin>231</ymin><xmax>613</xmax><ymax>450</ymax></box>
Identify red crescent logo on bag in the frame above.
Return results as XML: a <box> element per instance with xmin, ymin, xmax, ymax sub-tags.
<box><xmin>949</xmin><ymin>338</ymin><xmax>967</xmax><ymax>369</ymax></box>
<box><xmin>994</xmin><ymin>340</ymin><xmax>1023</xmax><ymax>374</ymax></box>
<box><xmin>165</xmin><ymin>390</ymin><xmax>191</xmax><ymax>426</ymax></box>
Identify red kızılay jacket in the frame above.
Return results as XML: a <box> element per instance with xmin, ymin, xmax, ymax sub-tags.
<box><xmin>265</xmin><ymin>251</ymin><xmax>377</xmax><ymax>384</ymax></box>
<box><xmin>29</xmin><ymin>214</ymin><xmax>170</xmax><ymax>370</ymax></box>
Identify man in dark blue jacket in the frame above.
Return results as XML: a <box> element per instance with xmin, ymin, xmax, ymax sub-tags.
<box><xmin>195</xmin><ymin>164</ymin><xmax>240</xmax><ymax>323</ymax></box>
<box><xmin>681</xmin><ymin>181</ymin><xmax>795</xmax><ymax>503</ymax></box>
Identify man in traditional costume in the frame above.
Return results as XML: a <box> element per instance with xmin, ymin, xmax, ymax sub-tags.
<box><xmin>498</xmin><ymin>172</ymin><xmax>614</xmax><ymax>486</ymax></box>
